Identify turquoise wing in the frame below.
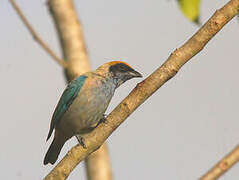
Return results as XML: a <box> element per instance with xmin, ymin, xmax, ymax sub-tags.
<box><xmin>46</xmin><ymin>75</ymin><xmax>88</xmax><ymax>140</ymax></box>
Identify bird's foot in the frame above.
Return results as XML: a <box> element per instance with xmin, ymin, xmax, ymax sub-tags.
<box><xmin>95</xmin><ymin>114</ymin><xmax>108</xmax><ymax>128</ymax></box>
<box><xmin>101</xmin><ymin>114</ymin><xmax>108</xmax><ymax>124</ymax></box>
<box><xmin>76</xmin><ymin>136</ymin><xmax>87</xmax><ymax>149</ymax></box>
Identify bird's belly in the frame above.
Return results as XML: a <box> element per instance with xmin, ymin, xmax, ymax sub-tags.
<box><xmin>59</xmin><ymin>90</ymin><xmax>113</xmax><ymax>135</ymax></box>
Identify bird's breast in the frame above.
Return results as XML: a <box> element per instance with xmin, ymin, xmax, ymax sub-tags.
<box><xmin>60</xmin><ymin>76</ymin><xmax>115</xmax><ymax>134</ymax></box>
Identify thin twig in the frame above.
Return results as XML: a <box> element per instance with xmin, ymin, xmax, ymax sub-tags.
<box><xmin>200</xmin><ymin>144</ymin><xmax>239</xmax><ymax>180</ymax></box>
<box><xmin>44</xmin><ymin>0</ymin><xmax>239</xmax><ymax>179</ymax></box>
<box><xmin>9</xmin><ymin>0</ymin><xmax>67</xmax><ymax>68</ymax></box>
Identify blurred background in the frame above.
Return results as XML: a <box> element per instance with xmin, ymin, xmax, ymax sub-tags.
<box><xmin>1</xmin><ymin>0</ymin><xmax>239</xmax><ymax>179</ymax></box>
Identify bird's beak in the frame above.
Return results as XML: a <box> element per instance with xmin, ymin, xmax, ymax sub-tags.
<box><xmin>130</xmin><ymin>70</ymin><xmax>143</xmax><ymax>78</ymax></box>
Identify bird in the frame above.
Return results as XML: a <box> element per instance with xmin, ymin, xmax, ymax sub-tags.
<box><xmin>44</xmin><ymin>61</ymin><xmax>142</xmax><ymax>165</ymax></box>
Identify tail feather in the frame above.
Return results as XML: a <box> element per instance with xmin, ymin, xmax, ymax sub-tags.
<box><xmin>44</xmin><ymin>137</ymin><xmax>65</xmax><ymax>165</ymax></box>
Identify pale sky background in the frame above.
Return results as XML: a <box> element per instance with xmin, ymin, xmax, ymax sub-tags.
<box><xmin>1</xmin><ymin>0</ymin><xmax>239</xmax><ymax>179</ymax></box>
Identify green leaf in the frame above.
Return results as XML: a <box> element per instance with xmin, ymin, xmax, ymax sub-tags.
<box><xmin>177</xmin><ymin>0</ymin><xmax>201</xmax><ymax>24</ymax></box>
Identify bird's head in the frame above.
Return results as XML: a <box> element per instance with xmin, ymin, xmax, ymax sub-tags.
<box><xmin>96</xmin><ymin>61</ymin><xmax>142</xmax><ymax>88</ymax></box>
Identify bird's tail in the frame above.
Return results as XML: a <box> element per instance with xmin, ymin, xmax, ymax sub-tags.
<box><xmin>44</xmin><ymin>137</ymin><xmax>65</xmax><ymax>165</ymax></box>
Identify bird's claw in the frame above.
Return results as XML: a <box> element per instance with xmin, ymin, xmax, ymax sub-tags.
<box><xmin>95</xmin><ymin>114</ymin><xmax>108</xmax><ymax>128</ymax></box>
<box><xmin>76</xmin><ymin>136</ymin><xmax>87</xmax><ymax>149</ymax></box>
<box><xmin>101</xmin><ymin>114</ymin><xmax>108</xmax><ymax>124</ymax></box>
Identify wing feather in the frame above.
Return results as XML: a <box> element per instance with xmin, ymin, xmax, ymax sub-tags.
<box><xmin>46</xmin><ymin>75</ymin><xmax>88</xmax><ymax>140</ymax></box>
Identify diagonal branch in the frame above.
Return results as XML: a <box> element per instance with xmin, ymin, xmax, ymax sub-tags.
<box><xmin>44</xmin><ymin>0</ymin><xmax>239</xmax><ymax>179</ymax></box>
<box><xmin>9</xmin><ymin>0</ymin><xmax>67</xmax><ymax>68</ymax></box>
<box><xmin>200</xmin><ymin>144</ymin><xmax>239</xmax><ymax>180</ymax></box>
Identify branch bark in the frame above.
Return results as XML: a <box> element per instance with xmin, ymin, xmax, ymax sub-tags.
<box><xmin>44</xmin><ymin>0</ymin><xmax>239</xmax><ymax>179</ymax></box>
<box><xmin>47</xmin><ymin>0</ymin><xmax>112</xmax><ymax>180</ymax></box>
<box><xmin>200</xmin><ymin>144</ymin><xmax>239</xmax><ymax>180</ymax></box>
<box><xmin>47</xmin><ymin>0</ymin><xmax>90</xmax><ymax>80</ymax></box>
<box><xmin>85</xmin><ymin>144</ymin><xmax>112</xmax><ymax>180</ymax></box>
